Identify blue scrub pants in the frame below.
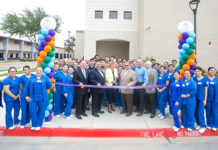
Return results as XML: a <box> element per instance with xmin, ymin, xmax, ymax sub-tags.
<box><xmin>64</xmin><ymin>93</ymin><xmax>74</xmax><ymax>117</ymax></box>
<box><xmin>158</xmin><ymin>91</ymin><xmax>167</xmax><ymax>116</ymax></box>
<box><xmin>5</xmin><ymin>100</ymin><xmax>20</xmax><ymax>128</ymax></box>
<box><xmin>181</xmin><ymin>99</ymin><xmax>196</xmax><ymax>129</ymax></box>
<box><xmin>29</xmin><ymin>100</ymin><xmax>45</xmax><ymax>128</ymax></box>
<box><xmin>195</xmin><ymin>99</ymin><xmax>206</xmax><ymax>128</ymax></box>
<box><xmin>205</xmin><ymin>101</ymin><xmax>218</xmax><ymax>128</ymax></box>
<box><xmin>54</xmin><ymin>91</ymin><xmax>65</xmax><ymax>115</ymax></box>
<box><xmin>171</xmin><ymin>101</ymin><xmax>182</xmax><ymax>128</ymax></box>
<box><xmin>20</xmin><ymin>97</ymin><xmax>31</xmax><ymax>126</ymax></box>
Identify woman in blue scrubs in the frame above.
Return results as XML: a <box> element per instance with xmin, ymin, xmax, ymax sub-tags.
<box><xmin>157</xmin><ymin>66</ymin><xmax>169</xmax><ymax>119</ymax></box>
<box><xmin>27</xmin><ymin>66</ymin><xmax>52</xmax><ymax>131</ymax></box>
<box><xmin>193</xmin><ymin>67</ymin><xmax>208</xmax><ymax>134</ymax></box>
<box><xmin>181</xmin><ymin>70</ymin><xmax>197</xmax><ymax>131</ymax></box>
<box><xmin>167</xmin><ymin>64</ymin><xmax>175</xmax><ymax>115</ymax></box>
<box><xmin>3</xmin><ymin>67</ymin><xmax>21</xmax><ymax>130</ymax></box>
<box><xmin>53</xmin><ymin>64</ymin><xmax>68</xmax><ymax>117</ymax></box>
<box><xmin>169</xmin><ymin>71</ymin><xmax>185</xmax><ymax>132</ymax></box>
<box><xmin>205</xmin><ymin>67</ymin><xmax>218</xmax><ymax>131</ymax></box>
<box><xmin>0</xmin><ymin>81</ymin><xmax>3</xmax><ymax>108</ymax></box>
<box><xmin>19</xmin><ymin>65</ymin><xmax>36</xmax><ymax>129</ymax></box>
<box><xmin>63</xmin><ymin>66</ymin><xmax>75</xmax><ymax>119</ymax></box>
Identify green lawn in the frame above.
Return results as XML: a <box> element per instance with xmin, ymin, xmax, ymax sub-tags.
<box><xmin>0</xmin><ymin>68</ymin><xmax>36</xmax><ymax>77</ymax></box>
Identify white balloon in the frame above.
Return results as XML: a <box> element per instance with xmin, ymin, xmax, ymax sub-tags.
<box><xmin>177</xmin><ymin>21</ymin><xmax>194</xmax><ymax>33</ymax></box>
<box><xmin>40</xmin><ymin>17</ymin><xmax>56</xmax><ymax>30</ymax></box>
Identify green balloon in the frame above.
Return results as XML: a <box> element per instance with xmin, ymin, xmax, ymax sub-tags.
<box><xmin>40</xmin><ymin>62</ymin><xmax>47</xmax><ymax>69</ymax></box>
<box><xmin>48</xmin><ymin>93</ymin><xmax>53</xmax><ymax>99</ymax></box>
<box><xmin>38</xmin><ymin>29</ymin><xmax>42</xmax><ymax>34</ymax></box>
<box><xmin>186</xmin><ymin>49</ymin><xmax>194</xmax><ymax>55</ymax></box>
<box><xmin>179</xmin><ymin>60</ymin><xmax>186</xmax><ymax>65</ymax></box>
<box><xmin>178</xmin><ymin>65</ymin><xmax>182</xmax><ymax>69</ymax></box>
<box><xmin>183</xmin><ymin>54</ymin><xmax>190</xmax><ymax>61</ymax></box>
<box><xmin>50</xmin><ymin>89</ymin><xmax>53</xmax><ymax>93</ymax></box>
<box><xmin>52</xmin><ymin>47</ymin><xmax>55</xmax><ymax>51</ymax></box>
<box><xmin>47</xmin><ymin>51</ymin><xmax>55</xmax><ymax>57</ymax></box>
<box><xmin>44</xmin><ymin>56</ymin><xmax>51</xmax><ymax>63</ymax></box>
<box><xmin>190</xmin><ymin>43</ymin><xmax>196</xmax><ymax>49</ymax></box>
<box><xmin>46</xmin><ymin>100</ymin><xmax>50</xmax><ymax>106</ymax></box>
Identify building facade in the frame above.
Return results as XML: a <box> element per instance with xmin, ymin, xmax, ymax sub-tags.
<box><xmin>75</xmin><ymin>0</ymin><xmax>218</xmax><ymax>69</ymax></box>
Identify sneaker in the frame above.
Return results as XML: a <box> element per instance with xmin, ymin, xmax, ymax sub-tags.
<box><xmin>199</xmin><ymin>128</ymin><xmax>206</xmax><ymax>134</ymax></box>
<box><xmin>26</xmin><ymin>123</ymin><xmax>31</xmax><ymax>127</ymax></box>
<box><xmin>212</xmin><ymin>128</ymin><xmax>217</xmax><ymax>132</ymax></box>
<box><xmin>207</xmin><ymin>126</ymin><xmax>212</xmax><ymax>130</ymax></box>
<box><xmin>14</xmin><ymin>123</ymin><xmax>20</xmax><ymax>127</ymax></box>
<box><xmin>8</xmin><ymin>126</ymin><xmax>15</xmax><ymax>130</ymax></box>
<box><xmin>195</xmin><ymin>125</ymin><xmax>201</xmax><ymax>130</ymax></box>
<box><xmin>31</xmin><ymin>127</ymin><xmax>36</xmax><ymax>130</ymax></box>
<box><xmin>187</xmin><ymin>128</ymin><xmax>193</xmax><ymax>131</ymax></box>
<box><xmin>158</xmin><ymin>114</ymin><xmax>162</xmax><ymax>117</ymax></box>
<box><xmin>70</xmin><ymin>115</ymin><xmax>74</xmax><ymax>118</ymax></box>
<box><xmin>172</xmin><ymin>126</ymin><xmax>180</xmax><ymax>132</ymax></box>
<box><xmin>66</xmin><ymin>117</ymin><xmax>71</xmax><ymax>120</ymax></box>
<box><xmin>159</xmin><ymin>115</ymin><xmax>165</xmax><ymax>120</ymax></box>
<box><xmin>20</xmin><ymin>125</ymin><xmax>25</xmax><ymax>129</ymax></box>
<box><xmin>55</xmin><ymin>115</ymin><xmax>61</xmax><ymax>118</ymax></box>
<box><xmin>181</xmin><ymin>125</ymin><xmax>184</xmax><ymax>129</ymax></box>
<box><xmin>35</xmin><ymin>127</ymin><xmax>41</xmax><ymax>131</ymax></box>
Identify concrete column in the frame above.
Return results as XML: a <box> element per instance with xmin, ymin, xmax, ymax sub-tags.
<box><xmin>3</xmin><ymin>38</ymin><xmax>9</xmax><ymax>61</ymax></box>
<box><xmin>58</xmin><ymin>52</ymin><xmax>60</xmax><ymax>59</ymax></box>
<box><xmin>31</xmin><ymin>44</ymin><xmax>35</xmax><ymax>59</ymax></box>
<box><xmin>19</xmin><ymin>40</ymin><xmax>24</xmax><ymax>59</ymax></box>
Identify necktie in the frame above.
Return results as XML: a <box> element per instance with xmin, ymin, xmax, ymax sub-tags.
<box><xmin>82</xmin><ymin>69</ymin><xmax>86</xmax><ymax>79</ymax></box>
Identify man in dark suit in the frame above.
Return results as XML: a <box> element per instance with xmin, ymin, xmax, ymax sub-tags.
<box><xmin>73</xmin><ymin>60</ymin><xmax>89</xmax><ymax>120</ymax></box>
<box><xmin>89</xmin><ymin>61</ymin><xmax>105</xmax><ymax>117</ymax></box>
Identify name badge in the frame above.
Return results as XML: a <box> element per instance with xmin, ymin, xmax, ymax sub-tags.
<box><xmin>37</xmin><ymin>80</ymin><xmax>42</xmax><ymax>83</ymax></box>
<box><xmin>182</xmin><ymin>84</ymin><xmax>185</xmax><ymax>87</ymax></box>
<box><xmin>186</xmin><ymin>83</ymin><xmax>189</xmax><ymax>86</ymax></box>
<box><xmin>176</xmin><ymin>84</ymin><xmax>180</xmax><ymax>87</ymax></box>
<box><xmin>159</xmin><ymin>77</ymin><xmax>162</xmax><ymax>80</ymax></box>
<box><xmin>198</xmin><ymin>82</ymin><xmax>202</xmax><ymax>85</ymax></box>
<box><xmin>210</xmin><ymin>82</ymin><xmax>214</xmax><ymax>84</ymax></box>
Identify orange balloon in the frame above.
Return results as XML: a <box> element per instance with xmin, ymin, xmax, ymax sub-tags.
<box><xmin>37</xmin><ymin>62</ymin><xmax>40</xmax><ymax>66</ymax></box>
<box><xmin>193</xmin><ymin>49</ymin><xmax>196</xmax><ymax>54</ymax></box>
<box><xmin>182</xmin><ymin>64</ymin><xmax>190</xmax><ymax>71</ymax></box>
<box><xmin>189</xmin><ymin>54</ymin><xmax>196</xmax><ymax>60</ymax></box>
<box><xmin>48</xmin><ymin>41</ymin><xmax>55</xmax><ymax>47</ymax></box>
<box><xmin>186</xmin><ymin>59</ymin><xmax>195</xmax><ymax>66</ymax></box>
<box><xmin>178</xmin><ymin>33</ymin><xmax>182</xmax><ymax>40</ymax></box>
<box><xmin>44</xmin><ymin>45</ymin><xmax>52</xmax><ymax>52</ymax></box>
<box><xmin>50</xmin><ymin>78</ymin><xmax>54</xmax><ymax>83</ymax></box>
<box><xmin>52</xmin><ymin>36</ymin><xmax>55</xmax><ymax>41</ymax></box>
<box><xmin>37</xmin><ymin>57</ymin><xmax>44</xmax><ymax>63</ymax></box>
<box><xmin>47</xmin><ymin>89</ymin><xmax>50</xmax><ymax>94</ymax></box>
<box><xmin>179</xmin><ymin>69</ymin><xmax>184</xmax><ymax>75</ymax></box>
<box><xmin>40</xmin><ymin>51</ymin><xmax>47</xmax><ymax>58</ymax></box>
<box><xmin>179</xmin><ymin>74</ymin><xmax>183</xmax><ymax>79</ymax></box>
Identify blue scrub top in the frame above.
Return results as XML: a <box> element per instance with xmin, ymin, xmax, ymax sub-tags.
<box><xmin>157</xmin><ymin>73</ymin><xmax>169</xmax><ymax>90</ymax></box>
<box><xmin>63</xmin><ymin>74</ymin><xmax>75</xmax><ymax>96</ymax></box>
<box><xmin>183</xmin><ymin>79</ymin><xmax>197</xmax><ymax>104</ymax></box>
<box><xmin>169</xmin><ymin>79</ymin><xmax>185</xmax><ymax>104</ymax></box>
<box><xmin>206</xmin><ymin>76</ymin><xmax>216</xmax><ymax>101</ymax></box>
<box><xmin>20</xmin><ymin>74</ymin><xmax>36</xmax><ymax>98</ymax></box>
<box><xmin>3</xmin><ymin>76</ymin><xmax>20</xmax><ymax>102</ymax></box>
<box><xmin>0</xmin><ymin>81</ymin><xmax>3</xmax><ymax>107</ymax></box>
<box><xmin>54</xmin><ymin>71</ymin><xmax>67</xmax><ymax>93</ymax></box>
<box><xmin>193</xmin><ymin>76</ymin><xmax>208</xmax><ymax>101</ymax></box>
<box><xmin>167</xmin><ymin>72</ymin><xmax>175</xmax><ymax>84</ymax></box>
<box><xmin>32</xmin><ymin>79</ymin><xmax>44</xmax><ymax>101</ymax></box>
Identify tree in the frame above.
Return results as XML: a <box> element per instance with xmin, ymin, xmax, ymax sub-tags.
<box><xmin>0</xmin><ymin>7</ymin><xmax>62</xmax><ymax>48</ymax></box>
<box><xmin>64</xmin><ymin>36</ymin><xmax>76</xmax><ymax>59</ymax></box>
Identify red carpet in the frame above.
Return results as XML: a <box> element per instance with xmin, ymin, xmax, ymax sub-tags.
<box><xmin>1</xmin><ymin>127</ymin><xmax>218</xmax><ymax>138</ymax></box>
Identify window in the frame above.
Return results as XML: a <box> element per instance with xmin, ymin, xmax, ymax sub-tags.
<box><xmin>109</xmin><ymin>11</ymin><xmax>118</xmax><ymax>19</ymax></box>
<box><xmin>95</xmin><ymin>10</ymin><xmax>103</xmax><ymax>19</ymax></box>
<box><xmin>10</xmin><ymin>53</ymin><xmax>13</xmax><ymax>58</ymax></box>
<box><xmin>16</xmin><ymin>53</ymin><xmax>19</xmax><ymax>58</ymax></box>
<box><xmin>28</xmin><ymin>54</ymin><xmax>31</xmax><ymax>58</ymax></box>
<box><xmin>24</xmin><ymin>54</ymin><xmax>26</xmax><ymax>58</ymax></box>
<box><xmin>124</xmin><ymin>11</ymin><xmax>132</xmax><ymax>19</ymax></box>
<box><xmin>0</xmin><ymin>53</ymin><xmax>3</xmax><ymax>58</ymax></box>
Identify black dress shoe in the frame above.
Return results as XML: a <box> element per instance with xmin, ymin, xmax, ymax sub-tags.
<box><xmin>150</xmin><ymin>114</ymin><xmax>155</xmax><ymax>118</ymax></box>
<box><xmin>82</xmin><ymin>113</ymin><xmax>88</xmax><ymax>117</ymax></box>
<box><xmin>76</xmin><ymin>116</ymin><xmax>82</xmax><ymax>120</ymax></box>
<box><xmin>98</xmin><ymin>111</ymin><xmax>104</xmax><ymax>114</ymax></box>
<box><xmin>108</xmin><ymin>110</ymin><xmax>112</xmax><ymax>113</ymax></box>
<box><xmin>93</xmin><ymin>114</ymin><xmax>99</xmax><ymax>117</ymax></box>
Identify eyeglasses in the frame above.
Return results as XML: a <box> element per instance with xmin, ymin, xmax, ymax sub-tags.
<box><xmin>10</xmin><ymin>71</ymin><xmax>17</xmax><ymax>73</ymax></box>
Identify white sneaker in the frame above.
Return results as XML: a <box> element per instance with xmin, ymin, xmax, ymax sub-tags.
<box><xmin>187</xmin><ymin>128</ymin><xmax>193</xmax><ymax>131</ymax></box>
<box><xmin>26</xmin><ymin>123</ymin><xmax>31</xmax><ymax>127</ymax></box>
<box><xmin>14</xmin><ymin>123</ymin><xmax>20</xmax><ymax>127</ymax></box>
<box><xmin>212</xmin><ymin>128</ymin><xmax>217</xmax><ymax>132</ymax></box>
<box><xmin>31</xmin><ymin>127</ymin><xmax>35</xmax><ymax>130</ymax></box>
<box><xmin>158</xmin><ymin>114</ymin><xmax>161</xmax><ymax>117</ymax></box>
<box><xmin>56</xmin><ymin>115</ymin><xmax>60</xmax><ymax>118</ymax></box>
<box><xmin>159</xmin><ymin>115</ymin><xmax>165</xmax><ymax>120</ymax></box>
<box><xmin>35</xmin><ymin>127</ymin><xmax>41</xmax><ymax>131</ymax></box>
<box><xmin>172</xmin><ymin>126</ymin><xmax>180</xmax><ymax>132</ymax></box>
<box><xmin>199</xmin><ymin>128</ymin><xmax>206</xmax><ymax>134</ymax></box>
<box><xmin>207</xmin><ymin>126</ymin><xmax>212</xmax><ymax>130</ymax></box>
<box><xmin>20</xmin><ymin>125</ymin><xmax>25</xmax><ymax>129</ymax></box>
<box><xmin>70</xmin><ymin>115</ymin><xmax>74</xmax><ymax>118</ymax></box>
<box><xmin>181</xmin><ymin>125</ymin><xmax>184</xmax><ymax>129</ymax></box>
<box><xmin>8</xmin><ymin>126</ymin><xmax>15</xmax><ymax>130</ymax></box>
<box><xmin>195</xmin><ymin>125</ymin><xmax>201</xmax><ymax>130</ymax></box>
<box><xmin>66</xmin><ymin>117</ymin><xmax>71</xmax><ymax>120</ymax></box>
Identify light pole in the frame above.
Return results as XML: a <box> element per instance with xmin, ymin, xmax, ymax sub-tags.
<box><xmin>189</xmin><ymin>0</ymin><xmax>200</xmax><ymax>60</ymax></box>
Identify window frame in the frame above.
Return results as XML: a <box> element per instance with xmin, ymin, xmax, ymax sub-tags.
<box><xmin>124</xmin><ymin>11</ymin><xmax>132</xmax><ymax>20</ymax></box>
<box><xmin>95</xmin><ymin>10</ymin><xmax>103</xmax><ymax>19</ymax></box>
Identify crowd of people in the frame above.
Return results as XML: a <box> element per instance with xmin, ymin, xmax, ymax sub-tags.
<box><xmin>0</xmin><ymin>55</ymin><xmax>218</xmax><ymax>134</ymax></box>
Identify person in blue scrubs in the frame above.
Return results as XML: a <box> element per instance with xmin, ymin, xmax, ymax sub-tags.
<box><xmin>27</xmin><ymin>66</ymin><xmax>52</xmax><ymax>131</ymax></box>
<box><xmin>3</xmin><ymin>67</ymin><xmax>21</xmax><ymax>130</ymax></box>
<box><xmin>193</xmin><ymin>67</ymin><xmax>208</xmax><ymax>134</ymax></box>
<box><xmin>181</xmin><ymin>70</ymin><xmax>197</xmax><ymax>131</ymax></box>
<box><xmin>157</xmin><ymin>66</ymin><xmax>169</xmax><ymax>119</ymax></box>
<box><xmin>0</xmin><ymin>81</ymin><xmax>3</xmax><ymax>108</ymax></box>
<box><xmin>63</xmin><ymin>66</ymin><xmax>75</xmax><ymax>119</ymax></box>
<box><xmin>205</xmin><ymin>67</ymin><xmax>218</xmax><ymax>131</ymax></box>
<box><xmin>169</xmin><ymin>71</ymin><xmax>185</xmax><ymax>132</ymax></box>
<box><xmin>53</xmin><ymin>64</ymin><xmax>68</xmax><ymax>117</ymax></box>
<box><xmin>19</xmin><ymin>65</ymin><xmax>36</xmax><ymax>129</ymax></box>
<box><xmin>167</xmin><ymin>64</ymin><xmax>175</xmax><ymax>115</ymax></box>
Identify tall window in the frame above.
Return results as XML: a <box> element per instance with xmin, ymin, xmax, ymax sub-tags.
<box><xmin>109</xmin><ymin>11</ymin><xmax>118</xmax><ymax>19</ymax></box>
<box><xmin>95</xmin><ymin>10</ymin><xmax>103</xmax><ymax>19</ymax></box>
<box><xmin>124</xmin><ymin>11</ymin><xmax>132</xmax><ymax>19</ymax></box>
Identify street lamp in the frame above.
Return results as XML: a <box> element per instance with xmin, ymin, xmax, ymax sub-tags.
<box><xmin>189</xmin><ymin>0</ymin><xmax>200</xmax><ymax>57</ymax></box>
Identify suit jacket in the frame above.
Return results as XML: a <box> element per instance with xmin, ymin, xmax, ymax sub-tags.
<box><xmin>73</xmin><ymin>67</ymin><xmax>89</xmax><ymax>95</ymax></box>
<box><xmin>119</xmin><ymin>69</ymin><xmax>137</xmax><ymax>94</ymax></box>
<box><xmin>89</xmin><ymin>68</ymin><xmax>105</xmax><ymax>94</ymax></box>
<box><xmin>146</xmin><ymin>68</ymin><xmax>158</xmax><ymax>93</ymax></box>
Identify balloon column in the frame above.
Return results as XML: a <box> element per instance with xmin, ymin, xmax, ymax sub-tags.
<box><xmin>177</xmin><ymin>21</ymin><xmax>197</xmax><ymax>79</ymax></box>
<box><xmin>36</xmin><ymin>17</ymin><xmax>56</xmax><ymax>122</ymax></box>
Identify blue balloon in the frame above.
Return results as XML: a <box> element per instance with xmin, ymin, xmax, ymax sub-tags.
<box><xmin>182</xmin><ymin>43</ymin><xmax>190</xmax><ymax>50</ymax></box>
<box><xmin>48</xmin><ymin>62</ymin><xmax>54</xmax><ymax>68</ymax></box>
<box><xmin>45</xmin><ymin>110</ymin><xmax>49</xmax><ymax>118</ymax></box>
<box><xmin>186</xmin><ymin>37</ymin><xmax>194</xmax><ymax>44</ymax></box>
<box><xmin>49</xmin><ymin>99</ymin><xmax>53</xmax><ymax>103</ymax></box>
<box><xmin>179</xmin><ymin>49</ymin><xmax>185</xmax><ymax>55</ymax></box>
<box><xmin>41</xmin><ymin>28</ymin><xmax>49</xmax><ymax>36</ymax></box>
<box><xmin>51</xmin><ymin>57</ymin><xmax>55</xmax><ymax>62</ymax></box>
<box><xmin>44</xmin><ymin>67</ymin><xmax>51</xmax><ymax>74</ymax></box>
<box><xmin>47</xmin><ymin>104</ymin><xmax>53</xmax><ymax>111</ymax></box>
<box><xmin>38</xmin><ymin>34</ymin><xmax>45</xmax><ymax>41</ymax></box>
<box><xmin>189</xmin><ymin>32</ymin><xmax>196</xmax><ymax>39</ymax></box>
<box><xmin>179</xmin><ymin>55</ymin><xmax>183</xmax><ymax>60</ymax></box>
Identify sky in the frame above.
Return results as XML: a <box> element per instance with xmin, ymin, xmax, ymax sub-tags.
<box><xmin>0</xmin><ymin>0</ymin><xmax>86</xmax><ymax>47</ymax></box>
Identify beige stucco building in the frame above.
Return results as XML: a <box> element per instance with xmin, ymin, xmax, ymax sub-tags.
<box><xmin>75</xmin><ymin>0</ymin><xmax>218</xmax><ymax>69</ymax></box>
